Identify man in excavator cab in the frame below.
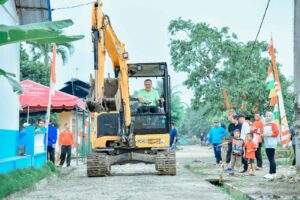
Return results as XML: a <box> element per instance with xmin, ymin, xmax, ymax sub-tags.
<box><xmin>136</xmin><ymin>79</ymin><xmax>164</xmax><ymax>113</ymax></box>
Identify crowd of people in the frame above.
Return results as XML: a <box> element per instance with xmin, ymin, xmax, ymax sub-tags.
<box><xmin>207</xmin><ymin>111</ymin><xmax>295</xmax><ymax>179</ymax></box>
<box><xmin>22</xmin><ymin>121</ymin><xmax>76</xmax><ymax>168</ymax></box>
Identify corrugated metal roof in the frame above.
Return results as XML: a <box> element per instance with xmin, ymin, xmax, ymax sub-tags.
<box><xmin>15</xmin><ymin>0</ymin><xmax>50</xmax><ymax>24</ymax></box>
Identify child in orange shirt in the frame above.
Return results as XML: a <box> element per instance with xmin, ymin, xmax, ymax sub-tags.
<box><xmin>244</xmin><ymin>133</ymin><xmax>257</xmax><ymax>176</ymax></box>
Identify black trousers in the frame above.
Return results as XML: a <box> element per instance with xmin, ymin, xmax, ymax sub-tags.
<box><xmin>47</xmin><ymin>146</ymin><xmax>55</xmax><ymax>164</ymax></box>
<box><xmin>241</xmin><ymin>150</ymin><xmax>248</xmax><ymax>171</ymax></box>
<box><xmin>293</xmin><ymin>144</ymin><xmax>296</xmax><ymax>166</ymax></box>
<box><xmin>266</xmin><ymin>148</ymin><xmax>276</xmax><ymax>174</ymax></box>
<box><xmin>255</xmin><ymin>143</ymin><xmax>263</xmax><ymax>167</ymax></box>
<box><xmin>60</xmin><ymin>145</ymin><xmax>72</xmax><ymax>167</ymax></box>
<box><xmin>226</xmin><ymin>142</ymin><xmax>232</xmax><ymax>163</ymax></box>
<box><xmin>138</xmin><ymin>106</ymin><xmax>158</xmax><ymax>113</ymax></box>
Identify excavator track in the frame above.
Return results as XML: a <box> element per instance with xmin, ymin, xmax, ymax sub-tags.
<box><xmin>87</xmin><ymin>153</ymin><xmax>110</xmax><ymax>177</ymax></box>
<box><xmin>155</xmin><ymin>150</ymin><xmax>176</xmax><ymax>175</ymax></box>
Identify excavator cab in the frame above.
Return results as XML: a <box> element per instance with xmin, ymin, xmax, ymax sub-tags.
<box><xmin>128</xmin><ymin>62</ymin><xmax>171</xmax><ymax>135</ymax></box>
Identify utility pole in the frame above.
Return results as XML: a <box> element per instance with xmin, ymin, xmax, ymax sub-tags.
<box><xmin>294</xmin><ymin>0</ymin><xmax>300</xmax><ymax>173</ymax></box>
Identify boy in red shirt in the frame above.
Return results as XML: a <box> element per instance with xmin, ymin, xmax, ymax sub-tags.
<box><xmin>244</xmin><ymin>133</ymin><xmax>257</xmax><ymax>176</ymax></box>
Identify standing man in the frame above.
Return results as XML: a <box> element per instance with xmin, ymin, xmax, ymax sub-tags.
<box><xmin>35</xmin><ymin>120</ymin><xmax>47</xmax><ymax>153</ymax></box>
<box><xmin>169</xmin><ymin>122</ymin><xmax>178</xmax><ymax>150</ymax></box>
<box><xmin>35</xmin><ymin>120</ymin><xmax>47</xmax><ymax>135</ymax></box>
<box><xmin>251</xmin><ymin>112</ymin><xmax>264</xmax><ymax>169</ymax></box>
<box><xmin>46</xmin><ymin>123</ymin><xmax>58</xmax><ymax>164</ymax></box>
<box><xmin>239</xmin><ymin>114</ymin><xmax>251</xmax><ymax>173</ymax></box>
<box><xmin>208</xmin><ymin>119</ymin><xmax>227</xmax><ymax>164</ymax></box>
<box><xmin>59</xmin><ymin>123</ymin><xmax>75</xmax><ymax>167</ymax></box>
<box><xmin>227</xmin><ymin>115</ymin><xmax>242</xmax><ymax>166</ymax></box>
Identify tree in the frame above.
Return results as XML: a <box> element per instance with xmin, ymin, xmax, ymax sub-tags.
<box><xmin>168</xmin><ymin>18</ymin><xmax>293</xmax><ymax>122</ymax></box>
<box><xmin>27</xmin><ymin>42</ymin><xmax>74</xmax><ymax>66</ymax></box>
<box><xmin>20</xmin><ymin>46</ymin><xmax>50</xmax><ymax>86</ymax></box>
<box><xmin>178</xmin><ymin>107</ymin><xmax>210</xmax><ymax>137</ymax></box>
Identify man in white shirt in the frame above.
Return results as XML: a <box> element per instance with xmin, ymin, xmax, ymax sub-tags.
<box><xmin>239</xmin><ymin>114</ymin><xmax>251</xmax><ymax>173</ymax></box>
<box><xmin>239</xmin><ymin>114</ymin><xmax>251</xmax><ymax>140</ymax></box>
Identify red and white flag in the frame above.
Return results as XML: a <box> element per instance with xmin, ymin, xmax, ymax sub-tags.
<box><xmin>50</xmin><ymin>44</ymin><xmax>57</xmax><ymax>95</ymax></box>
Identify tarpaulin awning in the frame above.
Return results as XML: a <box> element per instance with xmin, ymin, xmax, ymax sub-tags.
<box><xmin>19</xmin><ymin>80</ymin><xmax>85</xmax><ymax>112</ymax></box>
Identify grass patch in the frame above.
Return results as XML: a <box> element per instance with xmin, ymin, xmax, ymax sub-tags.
<box><xmin>220</xmin><ymin>186</ymin><xmax>251</xmax><ymax>200</ymax></box>
<box><xmin>184</xmin><ymin>164</ymin><xmax>208</xmax><ymax>175</ymax></box>
<box><xmin>0</xmin><ymin>161</ymin><xmax>59</xmax><ymax>199</ymax></box>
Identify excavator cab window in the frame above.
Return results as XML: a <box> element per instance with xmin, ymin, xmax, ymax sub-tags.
<box><xmin>128</xmin><ymin>63</ymin><xmax>171</xmax><ymax>134</ymax></box>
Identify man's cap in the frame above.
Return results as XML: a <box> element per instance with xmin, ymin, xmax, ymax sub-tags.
<box><xmin>23</xmin><ymin>122</ymin><xmax>30</xmax><ymax>127</ymax></box>
<box><xmin>238</xmin><ymin>114</ymin><xmax>245</xmax><ymax>119</ymax></box>
<box><xmin>213</xmin><ymin>119</ymin><xmax>219</xmax><ymax>123</ymax></box>
<box><xmin>232</xmin><ymin>115</ymin><xmax>239</xmax><ymax>120</ymax></box>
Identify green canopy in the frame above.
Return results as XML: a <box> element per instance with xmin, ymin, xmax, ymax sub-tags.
<box><xmin>0</xmin><ymin>19</ymin><xmax>84</xmax><ymax>46</ymax></box>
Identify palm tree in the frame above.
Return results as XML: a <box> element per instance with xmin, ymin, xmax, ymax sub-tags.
<box><xmin>27</xmin><ymin>42</ymin><xmax>75</xmax><ymax>66</ymax></box>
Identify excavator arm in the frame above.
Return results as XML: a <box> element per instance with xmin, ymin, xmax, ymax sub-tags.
<box><xmin>87</xmin><ymin>0</ymin><xmax>131</xmax><ymax>128</ymax></box>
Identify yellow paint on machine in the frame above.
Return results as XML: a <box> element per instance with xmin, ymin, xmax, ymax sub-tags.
<box><xmin>92</xmin><ymin>135</ymin><xmax>118</xmax><ymax>148</ymax></box>
<box><xmin>135</xmin><ymin>134</ymin><xmax>170</xmax><ymax>148</ymax></box>
<box><xmin>92</xmin><ymin>134</ymin><xmax>170</xmax><ymax>148</ymax></box>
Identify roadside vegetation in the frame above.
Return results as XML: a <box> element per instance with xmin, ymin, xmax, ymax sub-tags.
<box><xmin>0</xmin><ymin>161</ymin><xmax>59</xmax><ymax>199</ymax></box>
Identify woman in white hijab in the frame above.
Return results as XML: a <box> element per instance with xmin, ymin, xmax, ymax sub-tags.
<box><xmin>263</xmin><ymin>112</ymin><xmax>279</xmax><ymax>179</ymax></box>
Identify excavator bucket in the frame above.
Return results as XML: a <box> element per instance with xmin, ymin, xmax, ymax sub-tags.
<box><xmin>86</xmin><ymin>77</ymin><xmax>121</xmax><ymax>113</ymax></box>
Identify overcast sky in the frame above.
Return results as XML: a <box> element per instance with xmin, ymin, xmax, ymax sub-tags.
<box><xmin>51</xmin><ymin>0</ymin><xmax>293</xmax><ymax>104</ymax></box>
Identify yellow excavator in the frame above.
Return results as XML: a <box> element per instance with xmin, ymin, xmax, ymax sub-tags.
<box><xmin>86</xmin><ymin>0</ymin><xmax>176</xmax><ymax>177</ymax></box>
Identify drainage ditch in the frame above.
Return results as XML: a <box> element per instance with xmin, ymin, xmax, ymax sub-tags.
<box><xmin>206</xmin><ymin>178</ymin><xmax>253</xmax><ymax>200</ymax></box>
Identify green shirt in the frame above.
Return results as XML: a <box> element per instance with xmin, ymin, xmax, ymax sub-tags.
<box><xmin>35</xmin><ymin>127</ymin><xmax>46</xmax><ymax>135</ymax></box>
<box><xmin>138</xmin><ymin>88</ymin><xmax>159</xmax><ymax>106</ymax></box>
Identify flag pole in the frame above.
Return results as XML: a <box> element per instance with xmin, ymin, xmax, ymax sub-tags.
<box><xmin>45</xmin><ymin>43</ymin><xmax>57</xmax><ymax>162</ymax></box>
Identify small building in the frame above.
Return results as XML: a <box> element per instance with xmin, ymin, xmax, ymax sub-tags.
<box><xmin>60</xmin><ymin>78</ymin><xmax>90</xmax><ymax>100</ymax></box>
<box><xmin>0</xmin><ymin>0</ymin><xmax>52</xmax><ymax>174</ymax></box>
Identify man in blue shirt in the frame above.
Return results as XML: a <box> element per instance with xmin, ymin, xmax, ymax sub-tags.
<box><xmin>169</xmin><ymin>122</ymin><xmax>178</xmax><ymax>150</ymax></box>
<box><xmin>208</xmin><ymin>119</ymin><xmax>227</xmax><ymax>164</ymax></box>
<box><xmin>46</xmin><ymin>123</ymin><xmax>58</xmax><ymax>164</ymax></box>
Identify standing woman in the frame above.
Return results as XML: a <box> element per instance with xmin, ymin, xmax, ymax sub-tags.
<box><xmin>263</xmin><ymin>112</ymin><xmax>279</xmax><ymax>179</ymax></box>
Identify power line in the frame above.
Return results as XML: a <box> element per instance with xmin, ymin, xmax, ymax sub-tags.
<box><xmin>51</xmin><ymin>1</ymin><xmax>94</xmax><ymax>11</ymax></box>
<box><xmin>244</xmin><ymin>0</ymin><xmax>271</xmax><ymax>66</ymax></box>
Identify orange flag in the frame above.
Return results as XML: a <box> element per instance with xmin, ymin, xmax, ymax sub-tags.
<box><xmin>50</xmin><ymin>44</ymin><xmax>57</xmax><ymax>95</ymax></box>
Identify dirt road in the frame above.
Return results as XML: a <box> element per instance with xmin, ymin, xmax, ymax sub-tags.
<box><xmin>12</xmin><ymin>146</ymin><xmax>231</xmax><ymax>200</ymax></box>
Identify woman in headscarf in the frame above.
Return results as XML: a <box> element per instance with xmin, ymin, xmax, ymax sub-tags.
<box><xmin>263</xmin><ymin>112</ymin><xmax>279</xmax><ymax>179</ymax></box>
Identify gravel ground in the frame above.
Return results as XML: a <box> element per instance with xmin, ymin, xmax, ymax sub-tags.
<box><xmin>10</xmin><ymin>145</ymin><xmax>231</xmax><ymax>200</ymax></box>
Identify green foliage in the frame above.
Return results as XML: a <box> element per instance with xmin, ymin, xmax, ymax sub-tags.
<box><xmin>0</xmin><ymin>68</ymin><xmax>22</xmax><ymax>94</ymax></box>
<box><xmin>0</xmin><ymin>0</ymin><xmax>8</xmax><ymax>5</ymax></box>
<box><xmin>169</xmin><ymin>18</ymin><xmax>294</xmax><ymax>123</ymax></box>
<box><xmin>0</xmin><ymin>19</ymin><xmax>84</xmax><ymax>46</ymax></box>
<box><xmin>20</xmin><ymin>46</ymin><xmax>50</xmax><ymax>86</ymax></box>
<box><xmin>179</xmin><ymin>107</ymin><xmax>210</xmax><ymax>137</ymax></box>
<box><xmin>27</xmin><ymin>42</ymin><xmax>75</xmax><ymax>66</ymax></box>
<box><xmin>0</xmin><ymin>161</ymin><xmax>59</xmax><ymax>198</ymax></box>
